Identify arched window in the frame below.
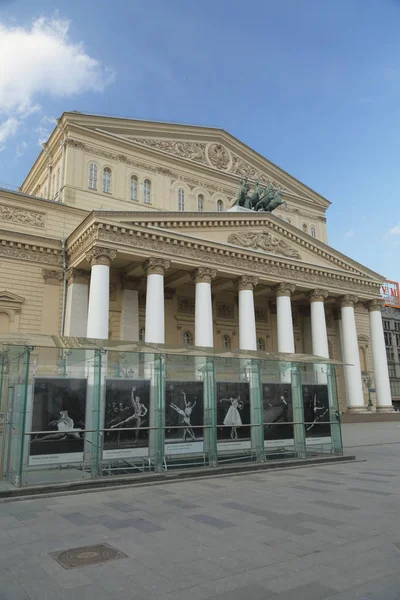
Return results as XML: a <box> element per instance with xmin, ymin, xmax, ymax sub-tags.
<box><xmin>130</xmin><ymin>175</ymin><xmax>138</xmax><ymax>200</ymax></box>
<box><xmin>217</xmin><ymin>199</ymin><xmax>223</xmax><ymax>212</ymax></box>
<box><xmin>139</xmin><ymin>327</ymin><xmax>145</xmax><ymax>342</ymax></box>
<box><xmin>178</xmin><ymin>188</ymin><xmax>185</xmax><ymax>211</ymax></box>
<box><xmin>144</xmin><ymin>179</ymin><xmax>151</xmax><ymax>203</ymax></box>
<box><xmin>311</xmin><ymin>226</ymin><xmax>316</xmax><ymax>238</ymax></box>
<box><xmin>182</xmin><ymin>331</ymin><xmax>192</xmax><ymax>346</ymax></box>
<box><xmin>257</xmin><ymin>338</ymin><xmax>266</xmax><ymax>351</ymax></box>
<box><xmin>198</xmin><ymin>194</ymin><xmax>204</xmax><ymax>212</ymax></box>
<box><xmin>88</xmin><ymin>163</ymin><xmax>98</xmax><ymax>190</ymax></box>
<box><xmin>103</xmin><ymin>167</ymin><xmax>111</xmax><ymax>193</ymax></box>
<box><xmin>302</xmin><ymin>223</ymin><xmax>308</xmax><ymax>233</ymax></box>
<box><xmin>222</xmin><ymin>334</ymin><xmax>231</xmax><ymax>349</ymax></box>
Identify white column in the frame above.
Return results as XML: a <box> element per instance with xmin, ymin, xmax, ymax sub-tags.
<box><xmin>276</xmin><ymin>283</ymin><xmax>295</xmax><ymax>383</ymax></box>
<box><xmin>238</xmin><ymin>276</ymin><xmax>258</xmax><ymax>351</ymax></box>
<box><xmin>86</xmin><ymin>247</ymin><xmax>116</xmax><ymax>339</ymax></box>
<box><xmin>339</xmin><ymin>295</ymin><xmax>364</xmax><ymax>411</ymax></box>
<box><xmin>192</xmin><ymin>268</ymin><xmax>216</xmax><ymax>347</ymax></box>
<box><xmin>368</xmin><ymin>299</ymin><xmax>393</xmax><ymax>412</ymax></box>
<box><xmin>64</xmin><ymin>269</ymin><xmax>89</xmax><ymax>336</ymax></box>
<box><xmin>310</xmin><ymin>289</ymin><xmax>329</xmax><ymax>384</ymax></box>
<box><xmin>144</xmin><ymin>258</ymin><xmax>170</xmax><ymax>344</ymax></box>
<box><xmin>120</xmin><ymin>277</ymin><xmax>139</xmax><ymax>341</ymax></box>
<box><xmin>276</xmin><ymin>283</ymin><xmax>296</xmax><ymax>353</ymax></box>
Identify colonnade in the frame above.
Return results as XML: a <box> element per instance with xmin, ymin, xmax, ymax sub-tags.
<box><xmin>65</xmin><ymin>248</ymin><xmax>393</xmax><ymax>412</ymax></box>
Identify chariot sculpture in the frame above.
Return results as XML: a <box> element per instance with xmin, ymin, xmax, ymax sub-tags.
<box><xmin>231</xmin><ymin>178</ymin><xmax>286</xmax><ymax>212</ymax></box>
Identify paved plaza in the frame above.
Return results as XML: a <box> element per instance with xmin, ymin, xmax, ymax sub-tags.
<box><xmin>0</xmin><ymin>422</ymin><xmax>400</xmax><ymax>600</ymax></box>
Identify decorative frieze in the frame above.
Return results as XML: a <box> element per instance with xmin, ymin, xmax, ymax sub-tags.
<box><xmin>0</xmin><ymin>243</ymin><xmax>61</xmax><ymax>265</ymax></box>
<box><xmin>216</xmin><ymin>302</ymin><xmax>234</xmax><ymax>318</ymax></box>
<box><xmin>227</xmin><ymin>231</ymin><xmax>301</xmax><ymax>259</ymax></box>
<box><xmin>178</xmin><ymin>296</ymin><xmax>195</xmax><ymax>314</ymax></box>
<box><xmin>0</xmin><ymin>204</ymin><xmax>45</xmax><ymax>229</ymax></box>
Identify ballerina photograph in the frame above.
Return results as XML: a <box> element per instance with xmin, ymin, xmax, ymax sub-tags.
<box><xmin>165</xmin><ymin>381</ymin><xmax>203</xmax><ymax>448</ymax></box>
<box><xmin>302</xmin><ymin>385</ymin><xmax>330</xmax><ymax>438</ymax></box>
<box><xmin>217</xmin><ymin>382</ymin><xmax>250</xmax><ymax>443</ymax></box>
<box><xmin>104</xmin><ymin>379</ymin><xmax>150</xmax><ymax>453</ymax></box>
<box><xmin>262</xmin><ymin>384</ymin><xmax>294</xmax><ymax>442</ymax></box>
<box><xmin>29</xmin><ymin>377</ymin><xmax>87</xmax><ymax>460</ymax></box>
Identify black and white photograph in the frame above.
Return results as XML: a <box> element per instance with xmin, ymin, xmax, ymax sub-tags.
<box><xmin>262</xmin><ymin>384</ymin><xmax>294</xmax><ymax>445</ymax></box>
<box><xmin>302</xmin><ymin>385</ymin><xmax>331</xmax><ymax>442</ymax></box>
<box><xmin>165</xmin><ymin>381</ymin><xmax>203</xmax><ymax>455</ymax></box>
<box><xmin>216</xmin><ymin>382</ymin><xmax>251</xmax><ymax>449</ymax></box>
<box><xmin>103</xmin><ymin>379</ymin><xmax>150</xmax><ymax>459</ymax></box>
<box><xmin>29</xmin><ymin>378</ymin><xmax>87</xmax><ymax>465</ymax></box>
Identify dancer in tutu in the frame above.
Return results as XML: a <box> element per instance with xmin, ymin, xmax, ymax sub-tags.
<box><xmin>220</xmin><ymin>396</ymin><xmax>243</xmax><ymax>440</ymax></box>
<box><xmin>170</xmin><ymin>391</ymin><xmax>196</xmax><ymax>441</ymax></box>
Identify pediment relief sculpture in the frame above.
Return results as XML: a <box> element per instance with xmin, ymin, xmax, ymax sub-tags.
<box><xmin>128</xmin><ymin>137</ymin><xmax>285</xmax><ymax>189</ymax></box>
<box><xmin>227</xmin><ymin>231</ymin><xmax>301</xmax><ymax>259</ymax></box>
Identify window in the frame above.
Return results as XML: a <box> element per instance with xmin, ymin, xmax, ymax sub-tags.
<box><xmin>390</xmin><ymin>379</ymin><xmax>400</xmax><ymax>396</ymax></box>
<box><xmin>383</xmin><ymin>319</ymin><xmax>391</xmax><ymax>330</ymax></box>
<box><xmin>311</xmin><ymin>226</ymin><xmax>316</xmax><ymax>238</ymax></box>
<box><xmin>389</xmin><ymin>364</ymin><xmax>397</xmax><ymax>378</ymax></box>
<box><xmin>130</xmin><ymin>175</ymin><xmax>138</xmax><ymax>200</ymax></box>
<box><xmin>139</xmin><ymin>327</ymin><xmax>145</xmax><ymax>342</ymax></box>
<box><xmin>396</xmin><ymin>333</ymin><xmax>400</xmax><ymax>347</ymax></box>
<box><xmin>395</xmin><ymin>322</ymin><xmax>400</xmax><ymax>332</ymax></box>
<box><xmin>384</xmin><ymin>332</ymin><xmax>392</xmax><ymax>346</ymax></box>
<box><xmin>222</xmin><ymin>334</ymin><xmax>231</xmax><ymax>349</ymax></box>
<box><xmin>103</xmin><ymin>168</ymin><xmax>111</xmax><ymax>193</ymax></box>
<box><xmin>302</xmin><ymin>223</ymin><xmax>308</xmax><ymax>233</ymax></box>
<box><xmin>144</xmin><ymin>179</ymin><xmax>151</xmax><ymax>203</ymax></box>
<box><xmin>198</xmin><ymin>194</ymin><xmax>204</xmax><ymax>212</ymax></box>
<box><xmin>88</xmin><ymin>163</ymin><xmax>98</xmax><ymax>190</ymax></box>
<box><xmin>386</xmin><ymin>348</ymin><xmax>395</xmax><ymax>362</ymax></box>
<box><xmin>217</xmin><ymin>199</ymin><xmax>223</xmax><ymax>212</ymax></box>
<box><xmin>182</xmin><ymin>331</ymin><xmax>192</xmax><ymax>346</ymax></box>
<box><xmin>178</xmin><ymin>188</ymin><xmax>185</xmax><ymax>211</ymax></box>
<box><xmin>257</xmin><ymin>338</ymin><xmax>266</xmax><ymax>351</ymax></box>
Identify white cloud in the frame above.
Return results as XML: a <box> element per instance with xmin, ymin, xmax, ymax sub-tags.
<box><xmin>16</xmin><ymin>141</ymin><xmax>28</xmax><ymax>157</ymax></box>
<box><xmin>0</xmin><ymin>117</ymin><xmax>20</xmax><ymax>152</ymax></box>
<box><xmin>388</xmin><ymin>224</ymin><xmax>400</xmax><ymax>236</ymax></box>
<box><xmin>0</xmin><ymin>16</ymin><xmax>114</xmax><ymax>148</ymax></box>
<box><xmin>345</xmin><ymin>229</ymin><xmax>355</xmax><ymax>237</ymax></box>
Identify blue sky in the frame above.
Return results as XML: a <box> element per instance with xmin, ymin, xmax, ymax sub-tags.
<box><xmin>1</xmin><ymin>0</ymin><xmax>400</xmax><ymax>281</ymax></box>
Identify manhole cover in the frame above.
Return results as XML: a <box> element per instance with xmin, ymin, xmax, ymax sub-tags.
<box><xmin>50</xmin><ymin>543</ymin><xmax>127</xmax><ymax>569</ymax></box>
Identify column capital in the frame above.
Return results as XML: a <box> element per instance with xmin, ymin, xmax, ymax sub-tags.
<box><xmin>66</xmin><ymin>268</ymin><xmax>90</xmax><ymax>284</ymax></box>
<box><xmin>191</xmin><ymin>267</ymin><xmax>217</xmax><ymax>284</ymax></box>
<box><xmin>309</xmin><ymin>289</ymin><xmax>329</xmax><ymax>303</ymax></box>
<box><xmin>237</xmin><ymin>275</ymin><xmax>259</xmax><ymax>291</ymax></box>
<box><xmin>275</xmin><ymin>282</ymin><xmax>296</xmax><ymax>297</ymax></box>
<box><xmin>368</xmin><ymin>298</ymin><xmax>385</xmax><ymax>312</ymax></box>
<box><xmin>42</xmin><ymin>269</ymin><xmax>63</xmax><ymax>284</ymax></box>
<box><xmin>86</xmin><ymin>247</ymin><xmax>117</xmax><ymax>267</ymax></box>
<box><xmin>339</xmin><ymin>294</ymin><xmax>358</xmax><ymax>308</ymax></box>
<box><xmin>143</xmin><ymin>257</ymin><xmax>170</xmax><ymax>276</ymax></box>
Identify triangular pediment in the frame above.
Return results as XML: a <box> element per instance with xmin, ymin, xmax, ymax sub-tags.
<box><xmin>63</xmin><ymin>112</ymin><xmax>330</xmax><ymax>211</ymax></box>
<box><xmin>0</xmin><ymin>291</ymin><xmax>25</xmax><ymax>304</ymax></box>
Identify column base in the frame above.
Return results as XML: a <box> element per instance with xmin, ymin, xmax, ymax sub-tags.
<box><xmin>376</xmin><ymin>406</ymin><xmax>395</xmax><ymax>413</ymax></box>
<box><xmin>346</xmin><ymin>406</ymin><xmax>367</xmax><ymax>413</ymax></box>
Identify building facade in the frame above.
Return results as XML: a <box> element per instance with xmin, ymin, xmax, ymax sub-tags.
<box><xmin>0</xmin><ymin>112</ymin><xmax>393</xmax><ymax>414</ymax></box>
<box><xmin>382</xmin><ymin>306</ymin><xmax>400</xmax><ymax>409</ymax></box>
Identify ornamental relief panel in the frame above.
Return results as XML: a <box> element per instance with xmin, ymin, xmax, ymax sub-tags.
<box><xmin>227</xmin><ymin>231</ymin><xmax>301</xmax><ymax>259</ymax></box>
<box><xmin>0</xmin><ymin>204</ymin><xmax>45</xmax><ymax>229</ymax></box>
<box><xmin>216</xmin><ymin>303</ymin><xmax>234</xmax><ymax>319</ymax></box>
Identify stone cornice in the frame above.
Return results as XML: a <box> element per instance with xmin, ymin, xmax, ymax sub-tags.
<box><xmin>0</xmin><ymin>231</ymin><xmax>62</xmax><ymax>266</ymax></box>
<box><xmin>67</xmin><ymin>221</ymin><xmax>381</xmax><ymax>297</ymax></box>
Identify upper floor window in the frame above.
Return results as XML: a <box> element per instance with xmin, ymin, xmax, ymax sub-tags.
<box><xmin>302</xmin><ymin>223</ymin><xmax>308</xmax><ymax>233</ymax></box>
<box><xmin>103</xmin><ymin>167</ymin><xmax>111</xmax><ymax>193</ymax></box>
<box><xmin>395</xmin><ymin>322</ymin><xmax>400</xmax><ymax>332</ymax></box>
<box><xmin>217</xmin><ymin>199</ymin><xmax>223</xmax><ymax>212</ymax></box>
<box><xmin>198</xmin><ymin>194</ymin><xmax>204</xmax><ymax>212</ymax></box>
<box><xmin>383</xmin><ymin>319</ymin><xmax>391</xmax><ymax>330</ymax></box>
<box><xmin>257</xmin><ymin>337</ymin><xmax>266</xmax><ymax>351</ymax></box>
<box><xmin>178</xmin><ymin>188</ymin><xmax>185</xmax><ymax>211</ymax></box>
<box><xmin>222</xmin><ymin>334</ymin><xmax>231</xmax><ymax>349</ymax></box>
<box><xmin>130</xmin><ymin>175</ymin><xmax>138</xmax><ymax>201</ymax></box>
<box><xmin>139</xmin><ymin>327</ymin><xmax>145</xmax><ymax>342</ymax></box>
<box><xmin>182</xmin><ymin>331</ymin><xmax>192</xmax><ymax>346</ymax></box>
<box><xmin>144</xmin><ymin>179</ymin><xmax>151</xmax><ymax>203</ymax></box>
<box><xmin>311</xmin><ymin>226</ymin><xmax>316</xmax><ymax>238</ymax></box>
<box><xmin>88</xmin><ymin>163</ymin><xmax>98</xmax><ymax>190</ymax></box>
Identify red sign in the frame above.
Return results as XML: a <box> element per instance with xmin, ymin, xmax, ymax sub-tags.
<box><xmin>380</xmin><ymin>280</ymin><xmax>400</xmax><ymax>308</ymax></box>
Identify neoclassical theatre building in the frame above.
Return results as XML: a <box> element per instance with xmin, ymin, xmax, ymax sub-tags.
<box><xmin>0</xmin><ymin>112</ymin><xmax>392</xmax><ymax>413</ymax></box>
